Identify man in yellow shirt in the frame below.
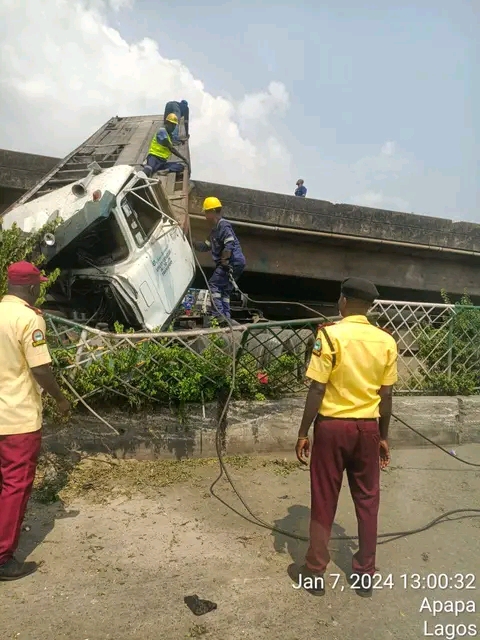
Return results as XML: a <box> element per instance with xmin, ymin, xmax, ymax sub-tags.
<box><xmin>0</xmin><ymin>261</ymin><xmax>70</xmax><ymax>581</ymax></box>
<box><xmin>295</xmin><ymin>277</ymin><xmax>397</xmax><ymax>598</ymax></box>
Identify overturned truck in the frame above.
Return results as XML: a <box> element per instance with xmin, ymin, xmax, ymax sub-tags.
<box><xmin>2</xmin><ymin>163</ymin><xmax>196</xmax><ymax>330</ymax></box>
<box><xmin>0</xmin><ymin>115</ymin><xmax>202</xmax><ymax>330</ymax></box>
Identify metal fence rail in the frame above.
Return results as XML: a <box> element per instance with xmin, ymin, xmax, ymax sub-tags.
<box><xmin>44</xmin><ymin>298</ymin><xmax>480</xmax><ymax>418</ymax></box>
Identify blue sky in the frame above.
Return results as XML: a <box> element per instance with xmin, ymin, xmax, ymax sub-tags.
<box><xmin>118</xmin><ymin>0</ymin><xmax>478</xmax><ymax>220</ymax></box>
<box><xmin>1</xmin><ymin>0</ymin><xmax>477</xmax><ymax>221</ymax></box>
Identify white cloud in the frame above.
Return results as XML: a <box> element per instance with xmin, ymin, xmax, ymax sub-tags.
<box><xmin>237</xmin><ymin>81</ymin><xmax>290</xmax><ymax>121</ymax></box>
<box><xmin>353</xmin><ymin>140</ymin><xmax>410</xmax><ymax>181</ymax></box>
<box><xmin>0</xmin><ymin>0</ymin><xmax>292</xmax><ymax>192</ymax></box>
<box><xmin>345</xmin><ymin>140</ymin><xmax>413</xmax><ymax>210</ymax></box>
<box><xmin>381</xmin><ymin>140</ymin><xmax>396</xmax><ymax>156</ymax></box>
<box><xmin>107</xmin><ymin>0</ymin><xmax>133</xmax><ymax>10</ymax></box>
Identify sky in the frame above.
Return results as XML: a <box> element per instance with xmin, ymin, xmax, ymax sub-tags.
<box><xmin>0</xmin><ymin>0</ymin><xmax>477</xmax><ymax>220</ymax></box>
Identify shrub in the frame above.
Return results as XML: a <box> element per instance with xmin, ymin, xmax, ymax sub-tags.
<box><xmin>0</xmin><ymin>220</ymin><xmax>61</xmax><ymax>303</ymax></box>
<box><xmin>46</xmin><ymin>323</ymin><xmax>310</xmax><ymax>415</ymax></box>
<box><xmin>415</xmin><ymin>292</ymin><xmax>480</xmax><ymax>395</ymax></box>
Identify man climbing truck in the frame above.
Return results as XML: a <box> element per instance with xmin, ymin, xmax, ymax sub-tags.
<box><xmin>143</xmin><ymin>114</ymin><xmax>190</xmax><ymax>177</ymax></box>
<box><xmin>163</xmin><ymin>99</ymin><xmax>189</xmax><ymax>142</ymax></box>
<box><xmin>193</xmin><ymin>197</ymin><xmax>246</xmax><ymax>322</ymax></box>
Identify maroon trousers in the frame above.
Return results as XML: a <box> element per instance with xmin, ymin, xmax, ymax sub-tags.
<box><xmin>0</xmin><ymin>431</ymin><xmax>42</xmax><ymax>565</ymax></box>
<box><xmin>305</xmin><ymin>417</ymin><xmax>380</xmax><ymax>576</ymax></box>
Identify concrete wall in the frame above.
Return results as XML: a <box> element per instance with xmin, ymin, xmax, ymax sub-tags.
<box><xmin>43</xmin><ymin>396</ymin><xmax>480</xmax><ymax>461</ymax></box>
<box><xmin>1</xmin><ymin>148</ymin><xmax>480</xmax><ymax>299</ymax></box>
<box><xmin>191</xmin><ymin>181</ymin><xmax>480</xmax><ymax>253</ymax></box>
<box><xmin>0</xmin><ymin>149</ymin><xmax>59</xmax><ymax>191</ymax></box>
<box><xmin>1</xmin><ymin>147</ymin><xmax>480</xmax><ymax>255</ymax></box>
<box><xmin>190</xmin><ymin>212</ymin><xmax>480</xmax><ymax>298</ymax></box>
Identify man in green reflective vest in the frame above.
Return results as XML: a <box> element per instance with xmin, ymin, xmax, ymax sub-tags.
<box><xmin>143</xmin><ymin>114</ymin><xmax>191</xmax><ymax>178</ymax></box>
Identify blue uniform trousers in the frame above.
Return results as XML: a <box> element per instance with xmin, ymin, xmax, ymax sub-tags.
<box><xmin>209</xmin><ymin>263</ymin><xmax>244</xmax><ymax>318</ymax></box>
<box><xmin>143</xmin><ymin>154</ymin><xmax>184</xmax><ymax>176</ymax></box>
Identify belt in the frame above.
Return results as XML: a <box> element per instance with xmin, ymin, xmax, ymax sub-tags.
<box><xmin>317</xmin><ymin>415</ymin><xmax>378</xmax><ymax>422</ymax></box>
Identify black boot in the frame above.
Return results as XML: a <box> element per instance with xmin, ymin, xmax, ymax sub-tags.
<box><xmin>297</xmin><ymin>566</ymin><xmax>325</xmax><ymax>596</ymax></box>
<box><xmin>348</xmin><ymin>573</ymin><xmax>373</xmax><ymax>598</ymax></box>
<box><xmin>0</xmin><ymin>557</ymin><xmax>38</xmax><ymax>581</ymax></box>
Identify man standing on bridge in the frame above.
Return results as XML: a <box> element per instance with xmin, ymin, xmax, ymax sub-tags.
<box><xmin>163</xmin><ymin>99</ymin><xmax>190</xmax><ymax>142</ymax></box>
<box><xmin>143</xmin><ymin>114</ymin><xmax>190</xmax><ymax>178</ymax></box>
<box><xmin>295</xmin><ymin>179</ymin><xmax>307</xmax><ymax>197</ymax></box>
<box><xmin>193</xmin><ymin>197</ymin><xmax>246</xmax><ymax>322</ymax></box>
<box><xmin>294</xmin><ymin>278</ymin><xmax>397</xmax><ymax>598</ymax></box>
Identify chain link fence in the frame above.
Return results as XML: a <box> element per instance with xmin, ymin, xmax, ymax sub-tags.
<box><xmin>44</xmin><ymin>298</ymin><xmax>480</xmax><ymax>421</ymax></box>
<box><xmin>371</xmin><ymin>299</ymin><xmax>480</xmax><ymax>394</ymax></box>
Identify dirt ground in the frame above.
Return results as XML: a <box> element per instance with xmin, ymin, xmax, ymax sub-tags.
<box><xmin>2</xmin><ymin>445</ymin><xmax>480</xmax><ymax>640</ymax></box>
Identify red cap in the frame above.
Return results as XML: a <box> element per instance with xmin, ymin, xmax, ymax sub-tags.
<box><xmin>7</xmin><ymin>261</ymin><xmax>48</xmax><ymax>286</ymax></box>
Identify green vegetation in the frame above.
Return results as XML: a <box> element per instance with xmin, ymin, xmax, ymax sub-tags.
<box><xmin>48</xmin><ymin>321</ymin><xmax>305</xmax><ymax>415</ymax></box>
<box><xmin>416</xmin><ymin>292</ymin><xmax>480</xmax><ymax>395</ymax></box>
<box><xmin>0</xmin><ymin>220</ymin><xmax>61</xmax><ymax>303</ymax></box>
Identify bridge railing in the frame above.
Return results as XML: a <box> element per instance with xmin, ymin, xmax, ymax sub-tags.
<box><xmin>43</xmin><ymin>298</ymin><xmax>480</xmax><ymax>420</ymax></box>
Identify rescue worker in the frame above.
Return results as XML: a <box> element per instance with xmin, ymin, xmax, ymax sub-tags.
<box><xmin>193</xmin><ymin>197</ymin><xmax>246</xmax><ymax>321</ymax></box>
<box><xmin>163</xmin><ymin>99</ymin><xmax>190</xmax><ymax>141</ymax></box>
<box><xmin>295</xmin><ymin>179</ymin><xmax>307</xmax><ymax>197</ymax></box>
<box><xmin>295</xmin><ymin>277</ymin><xmax>397</xmax><ymax>598</ymax></box>
<box><xmin>143</xmin><ymin>114</ymin><xmax>190</xmax><ymax>177</ymax></box>
<box><xmin>0</xmin><ymin>262</ymin><xmax>70</xmax><ymax>581</ymax></box>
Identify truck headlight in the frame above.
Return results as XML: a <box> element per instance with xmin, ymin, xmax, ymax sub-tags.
<box><xmin>44</xmin><ymin>233</ymin><xmax>56</xmax><ymax>247</ymax></box>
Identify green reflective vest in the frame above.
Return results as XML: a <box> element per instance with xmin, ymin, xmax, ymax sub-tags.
<box><xmin>148</xmin><ymin>129</ymin><xmax>171</xmax><ymax>160</ymax></box>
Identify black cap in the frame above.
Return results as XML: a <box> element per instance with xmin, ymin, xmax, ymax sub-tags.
<box><xmin>341</xmin><ymin>277</ymin><xmax>379</xmax><ymax>303</ymax></box>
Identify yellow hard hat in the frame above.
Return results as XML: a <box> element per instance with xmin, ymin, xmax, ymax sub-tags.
<box><xmin>202</xmin><ymin>196</ymin><xmax>222</xmax><ymax>211</ymax></box>
<box><xmin>165</xmin><ymin>113</ymin><xmax>179</xmax><ymax>125</ymax></box>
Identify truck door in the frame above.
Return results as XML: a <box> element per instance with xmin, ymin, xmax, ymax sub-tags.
<box><xmin>116</xmin><ymin>183</ymin><xmax>195</xmax><ymax>329</ymax></box>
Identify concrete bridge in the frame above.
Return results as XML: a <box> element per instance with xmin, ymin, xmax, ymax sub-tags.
<box><xmin>1</xmin><ymin>148</ymin><xmax>480</xmax><ymax>305</ymax></box>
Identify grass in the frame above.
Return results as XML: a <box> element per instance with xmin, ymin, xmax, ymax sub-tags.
<box><xmin>34</xmin><ymin>453</ymin><xmax>303</xmax><ymax>504</ymax></box>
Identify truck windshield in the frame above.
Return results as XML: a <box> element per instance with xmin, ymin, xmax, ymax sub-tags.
<box><xmin>120</xmin><ymin>179</ymin><xmax>165</xmax><ymax>247</ymax></box>
<box><xmin>48</xmin><ymin>207</ymin><xmax>129</xmax><ymax>270</ymax></box>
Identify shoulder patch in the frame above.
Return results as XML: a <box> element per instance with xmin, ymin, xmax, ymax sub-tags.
<box><xmin>312</xmin><ymin>337</ymin><xmax>322</xmax><ymax>357</ymax></box>
<box><xmin>32</xmin><ymin>328</ymin><xmax>46</xmax><ymax>347</ymax></box>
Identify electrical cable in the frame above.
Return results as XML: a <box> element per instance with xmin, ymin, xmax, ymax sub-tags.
<box><xmin>186</xmin><ymin>197</ymin><xmax>480</xmax><ymax>545</ymax></box>
<box><xmin>392</xmin><ymin>413</ymin><xmax>480</xmax><ymax>468</ymax></box>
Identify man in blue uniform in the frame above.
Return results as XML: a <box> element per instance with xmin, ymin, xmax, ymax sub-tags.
<box><xmin>295</xmin><ymin>179</ymin><xmax>307</xmax><ymax>197</ymax></box>
<box><xmin>142</xmin><ymin>113</ymin><xmax>190</xmax><ymax>177</ymax></box>
<box><xmin>163</xmin><ymin>99</ymin><xmax>190</xmax><ymax>142</ymax></box>
<box><xmin>193</xmin><ymin>197</ymin><xmax>246</xmax><ymax>321</ymax></box>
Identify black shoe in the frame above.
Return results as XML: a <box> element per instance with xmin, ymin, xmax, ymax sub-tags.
<box><xmin>0</xmin><ymin>557</ymin><xmax>38</xmax><ymax>581</ymax></box>
<box><xmin>297</xmin><ymin>566</ymin><xmax>325</xmax><ymax>596</ymax></box>
<box><xmin>348</xmin><ymin>573</ymin><xmax>373</xmax><ymax>598</ymax></box>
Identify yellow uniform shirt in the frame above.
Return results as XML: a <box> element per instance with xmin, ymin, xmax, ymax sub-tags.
<box><xmin>0</xmin><ymin>295</ymin><xmax>52</xmax><ymax>435</ymax></box>
<box><xmin>306</xmin><ymin>315</ymin><xmax>398</xmax><ymax>419</ymax></box>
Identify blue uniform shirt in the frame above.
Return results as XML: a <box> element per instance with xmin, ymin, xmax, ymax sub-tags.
<box><xmin>295</xmin><ymin>185</ymin><xmax>307</xmax><ymax>197</ymax></box>
<box><xmin>156</xmin><ymin>128</ymin><xmax>169</xmax><ymax>144</ymax></box>
<box><xmin>195</xmin><ymin>218</ymin><xmax>245</xmax><ymax>266</ymax></box>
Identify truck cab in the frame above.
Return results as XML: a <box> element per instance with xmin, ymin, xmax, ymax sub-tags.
<box><xmin>1</xmin><ymin>165</ymin><xmax>196</xmax><ymax>330</ymax></box>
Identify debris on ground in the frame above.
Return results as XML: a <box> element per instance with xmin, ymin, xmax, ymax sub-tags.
<box><xmin>33</xmin><ymin>453</ymin><xmax>304</xmax><ymax>504</ymax></box>
<box><xmin>184</xmin><ymin>595</ymin><xmax>217</xmax><ymax>616</ymax></box>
